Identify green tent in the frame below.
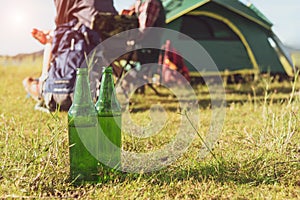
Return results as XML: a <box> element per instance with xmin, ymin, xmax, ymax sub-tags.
<box><xmin>162</xmin><ymin>0</ymin><xmax>295</xmax><ymax>77</ymax></box>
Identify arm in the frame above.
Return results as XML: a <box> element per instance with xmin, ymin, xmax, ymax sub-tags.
<box><xmin>31</xmin><ymin>29</ymin><xmax>54</xmax><ymax>80</ymax></box>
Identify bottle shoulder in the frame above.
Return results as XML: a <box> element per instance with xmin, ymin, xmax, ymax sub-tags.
<box><xmin>68</xmin><ymin>105</ymin><xmax>98</xmax><ymax>117</ymax></box>
<box><xmin>95</xmin><ymin>100</ymin><xmax>121</xmax><ymax>113</ymax></box>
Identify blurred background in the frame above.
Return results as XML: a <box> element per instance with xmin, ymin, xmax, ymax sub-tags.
<box><xmin>0</xmin><ymin>0</ymin><xmax>299</xmax><ymax>68</ymax></box>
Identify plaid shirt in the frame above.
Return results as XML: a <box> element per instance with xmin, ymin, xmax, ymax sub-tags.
<box><xmin>135</xmin><ymin>0</ymin><xmax>161</xmax><ymax>31</ymax></box>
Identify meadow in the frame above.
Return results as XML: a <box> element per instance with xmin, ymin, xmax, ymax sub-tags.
<box><xmin>0</xmin><ymin>56</ymin><xmax>299</xmax><ymax>199</ymax></box>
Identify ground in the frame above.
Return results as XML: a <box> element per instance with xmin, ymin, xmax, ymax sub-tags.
<box><xmin>0</xmin><ymin>62</ymin><xmax>299</xmax><ymax>199</ymax></box>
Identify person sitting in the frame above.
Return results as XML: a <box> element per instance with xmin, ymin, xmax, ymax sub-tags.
<box><xmin>23</xmin><ymin>0</ymin><xmax>118</xmax><ymax>112</ymax></box>
<box><xmin>120</xmin><ymin>0</ymin><xmax>166</xmax><ymax>94</ymax></box>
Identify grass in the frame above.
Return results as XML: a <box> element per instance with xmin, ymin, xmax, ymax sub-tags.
<box><xmin>0</xmin><ymin>63</ymin><xmax>299</xmax><ymax>199</ymax></box>
<box><xmin>292</xmin><ymin>51</ymin><xmax>300</xmax><ymax>68</ymax></box>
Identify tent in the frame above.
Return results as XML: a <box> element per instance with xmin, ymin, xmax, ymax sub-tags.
<box><xmin>161</xmin><ymin>0</ymin><xmax>295</xmax><ymax>77</ymax></box>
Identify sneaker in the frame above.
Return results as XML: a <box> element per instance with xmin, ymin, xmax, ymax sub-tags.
<box><xmin>22</xmin><ymin>77</ymin><xmax>40</xmax><ymax>102</ymax></box>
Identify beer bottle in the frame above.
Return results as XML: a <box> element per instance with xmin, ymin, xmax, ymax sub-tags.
<box><xmin>95</xmin><ymin>66</ymin><xmax>122</xmax><ymax>170</ymax></box>
<box><xmin>68</xmin><ymin>68</ymin><xmax>99</xmax><ymax>185</ymax></box>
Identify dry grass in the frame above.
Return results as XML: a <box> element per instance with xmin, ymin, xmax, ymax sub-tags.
<box><xmin>0</xmin><ymin>62</ymin><xmax>299</xmax><ymax>199</ymax></box>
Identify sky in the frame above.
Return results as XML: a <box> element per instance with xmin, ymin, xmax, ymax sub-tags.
<box><xmin>0</xmin><ymin>0</ymin><xmax>299</xmax><ymax>56</ymax></box>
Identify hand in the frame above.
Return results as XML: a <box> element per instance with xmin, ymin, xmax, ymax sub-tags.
<box><xmin>31</xmin><ymin>28</ymin><xmax>52</xmax><ymax>45</ymax></box>
<box><xmin>121</xmin><ymin>9</ymin><xmax>135</xmax><ymax>16</ymax></box>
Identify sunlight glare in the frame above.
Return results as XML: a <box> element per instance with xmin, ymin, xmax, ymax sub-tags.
<box><xmin>12</xmin><ymin>12</ymin><xmax>25</xmax><ymax>25</ymax></box>
<box><xmin>14</xmin><ymin>14</ymin><xmax>24</xmax><ymax>24</ymax></box>
<box><xmin>9</xmin><ymin>10</ymin><xmax>28</xmax><ymax>28</ymax></box>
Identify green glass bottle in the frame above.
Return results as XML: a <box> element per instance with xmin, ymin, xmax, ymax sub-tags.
<box><xmin>95</xmin><ymin>66</ymin><xmax>122</xmax><ymax>170</ymax></box>
<box><xmin>68</xmin><ymin>68</ymin><xmax>99</xmax><ymax>185</ymax></box>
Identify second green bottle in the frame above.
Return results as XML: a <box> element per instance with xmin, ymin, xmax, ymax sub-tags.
<box><xmin>95</xmin><ymin>66</ymin><xmax>122</xmax><ymax>170</ymax></box>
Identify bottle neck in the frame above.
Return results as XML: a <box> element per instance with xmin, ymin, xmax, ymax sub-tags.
<box><xmin>96</xmin><ymin>67</ymin><xmax>121</xmax><ymax>115</ymax></box>
<box><xmin>72</xmin><ymin>68</ymin><xmax>93</xmax><ymax>106</ymax></box>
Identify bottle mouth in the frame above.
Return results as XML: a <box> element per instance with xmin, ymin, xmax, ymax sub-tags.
<box><xmin>103</xmin><ymin>66</ymin><xmax>113</xmax><ymax>73</ymax></box>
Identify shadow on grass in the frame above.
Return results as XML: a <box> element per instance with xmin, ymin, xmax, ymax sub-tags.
<box><xmin>126</xmin><ymin>96</ymin><xmax>293</xmax><ymax>112</ymax></box>
<box><xmin>123</xmin><ymin>78</ymin><xmax>299</xmax><ymax>113</ymax></box>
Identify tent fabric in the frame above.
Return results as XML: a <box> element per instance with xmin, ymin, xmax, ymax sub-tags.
<box><xmin>162</xmin><ymin>0</ymin><xmax>295</xmax><ymax>76</ymax></box>
<box><xmin>213</xmin><ymin>0</ymin><xmax>272</xmax><ymax>28</ymax></box>
<box><xmin>165</xmin><ymin>0</ymin><xmax>272</xmax><ymax>28</ymax></box>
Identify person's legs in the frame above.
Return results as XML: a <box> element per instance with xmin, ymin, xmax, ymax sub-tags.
<box><xmin>135</xmin><ymin>49</ymin><xmax>161</xmax><ymax>94</ymax></box>
<box><xmin>23</xmin><ymin>43</ymin><xmax>52</xmax><ymax>101</ymax></box>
